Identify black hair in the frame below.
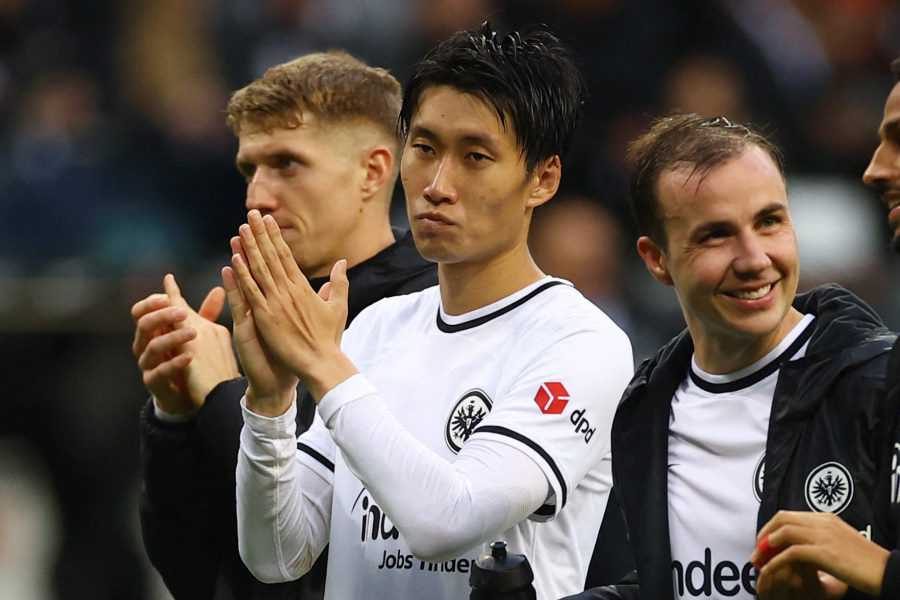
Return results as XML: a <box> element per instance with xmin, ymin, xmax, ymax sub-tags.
<box><xmin>399</xmin><ymin>22</ymin><xmax>586</xmax><ymax>176</ymax></box>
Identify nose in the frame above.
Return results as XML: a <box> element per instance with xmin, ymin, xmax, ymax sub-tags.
<box><xmin>863</xmin><ymin>142</ymin><xmax>899</xmax><ymax>190</ymax></box>
<box><xmin>423</xmin><ymin>157</ymin><xmax>457</xmax><ymax>205</ymax></box>
<box><xmin>732</xmin><ymin>233</ymin><xmax>772</xmax><ymax>276</ymax></box>
<box><xmin>245</xmin><ymin>170</ymin><xmax>278</xmax><ymax>211</ymax></box>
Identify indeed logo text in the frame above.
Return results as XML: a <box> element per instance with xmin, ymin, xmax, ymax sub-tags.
<box><xmin>672</xmin><ymin>548</ymin><xmax>756</xmax><ymax>597</ymax></box>
<box><xmin>360</xmin><ymin>495</ymin><xmax>399</xmax><ymax>542</ymax></box>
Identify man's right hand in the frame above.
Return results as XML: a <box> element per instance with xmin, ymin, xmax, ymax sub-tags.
<box><xmin>222</xmin><ymin>257</ymin><xmax>299</xmax><ymax>418</ymax></box>
<box><xmin>131</xmin><ymin>274</ymin><xmax>240</xmax><ymax>416</ymax></box>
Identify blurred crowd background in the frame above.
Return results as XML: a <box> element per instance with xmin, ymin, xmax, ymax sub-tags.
<box><xmin>0</xmin><ymin>0</ymin><xmax>898</xmax><ymax>598</ymax></box>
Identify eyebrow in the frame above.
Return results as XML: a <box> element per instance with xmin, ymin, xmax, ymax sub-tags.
<box><xmin>688</xmin><ymin>220</ymin><xmax>733</xmax><ymax>241</ymax></box>
<box><xmin>236</xmin><ymin>145</ymin><xmax>304</xmax><ymax>169</ymax></box>
<box><xmin>408</xmin><ymin>124</ymin><xmax>500</xmax><ymax>149</ymax></box>
<box><xmin>881</xmin><ymin>119</ymin><xmax>900</xmax><ymax>140</ymax></box>
<box><xmin>687</xmin><ymin>202</ymin><xmax>787</xmax><ymax>240</ymax></box>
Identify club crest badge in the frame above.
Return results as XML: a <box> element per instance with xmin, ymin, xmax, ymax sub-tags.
<box><xmin>805</xmin><ymin>461</ymin><xmax>853</xmax><ymax>514</ymax></box>
<box><xmin>445</xmin><ymin>389</ymin><xmax>492</xmax><ymax>453</ymax></box>
<box><xmin>752</xmin><ymin>453</ymin><xmax>765</xmax><ymax>502</ymax></box>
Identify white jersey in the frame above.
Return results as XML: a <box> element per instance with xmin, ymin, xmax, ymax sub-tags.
<box><xmin>667</xmin><ymin>314</ymin><xmax>814</xmax><ymax>600</ymax></box>
<box><xmin>237</xmin><ymin>277</ymin><xmax>633</xmax><ymax>600</ymax></box>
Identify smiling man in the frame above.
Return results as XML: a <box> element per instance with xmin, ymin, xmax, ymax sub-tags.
<box><xmin>225</xmin><ymin>24</ymin><xmax>633</xmax><ymax>600</ymax></box>
<box><xmin>567</xmin><ymin>114</ymin><xmax>895</xmax><ymax>600</ymax></box>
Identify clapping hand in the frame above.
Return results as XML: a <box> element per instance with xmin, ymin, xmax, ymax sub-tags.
<box><xmin>222</xmin><ymin>210</ymin><xmax>358</xmax><ymax>417</ymax></box>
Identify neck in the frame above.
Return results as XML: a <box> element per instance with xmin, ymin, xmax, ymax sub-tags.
<box><xmin>307</xmin><ymin>209</ymin><xmax>395</xmax><ymax>279</ymax></box>
<box><xmin>438</xmin><ymin>242</ymin><xmax>545</xmax><ymax>315</ymax></box>
<box><xmin>344</xmin><ymin>220</ymin><xmax>396</xmax><ymax>270</ymax></box>
<box><xmin>691</xmin><ymin>308</ymin><xmax>805</xmax><ymax>374</ymax></box>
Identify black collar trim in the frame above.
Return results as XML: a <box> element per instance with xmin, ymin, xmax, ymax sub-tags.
<box><xmin>689</xmin><ymin>319</ymin><xmax>816</xmax><ymax>393</ymax></box>
<box><xmin>435</xmin><ymin>280</ymin><xmax>568</xmax><ymax>333</ymax></box>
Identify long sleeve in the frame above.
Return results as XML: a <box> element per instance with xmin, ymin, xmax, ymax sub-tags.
<box><xmin>236</xmin><ymin>397</ymin><xmax>334</xmax><ymax>583</ymax></box>
<box><xmin>139</xmin><ymin>398</ymin><xmax>224</xmax><ymax>598</ymax></box>
<box><xmin>321</xmin><ymin>375</ymin><xmax>550</xmax><ymax>561</ymax></box>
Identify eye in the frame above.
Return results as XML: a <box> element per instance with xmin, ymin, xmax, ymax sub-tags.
<box><xmin>699</xmin><ymin>228</ymin><xmax>728</xmax><ymax>243</ymax></box>
<box><xmin>759</xmin><ymin>214</ymin><xmax>783</xmax><ymax>228</ymax></box>
<box><xmin>277</xmin><ymin>156</ymin><xmax>300</xmax><ymax>171</ymax></box>
<box><xmin>411</xmin><ymin>142</ymin><xmax>434</xmax><ymax>155</ymax></box>
<box><xmin>238</xmin><ymin>165</ymin><xmax>256</xmax><ymax>183</ymax></box>
<box><xmin>467</xmin><ymin>152</ymin><xmax>491</xmax><ymax>163</ymax></box>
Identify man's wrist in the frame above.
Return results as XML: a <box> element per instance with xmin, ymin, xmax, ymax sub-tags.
<box><xmin>245</xmin><ymin>385</ymin><xmax>297</xmax><ymax>417</ymax></box>
<box><xmin>303</xmin><ymin>352</ymin><xmax>359</xmax><ymax>403</ymax></box>
<box><xmin>152</xmin><ymin>397</ymin><xmax>199</xmax><ymax>423</ymax></box>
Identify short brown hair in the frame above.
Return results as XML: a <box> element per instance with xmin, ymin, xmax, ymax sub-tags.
<box><xmin>226</xmin><ymin>51</ymin><xmax>402</xmax><ymax>142</ymax></box>
<box><xmin>626</xmin><ymin>113</ymin><xmax>784</xmax><ymax>247</ymax></box>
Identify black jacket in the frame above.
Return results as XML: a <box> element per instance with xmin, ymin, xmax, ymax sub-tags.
<box><xmin>139</xmin><ymin>230</ymin><xmax>437</xmax><ymax>600</ymax></box>
<box><xmin>567</xmin><ymin>285</ymin><xmax>895</xmax><ymax>600</ymax></box>
<box><xmin>869</xmin><ymin>339</ymin><xmax>900</xmax><ymax>599</ymax></box>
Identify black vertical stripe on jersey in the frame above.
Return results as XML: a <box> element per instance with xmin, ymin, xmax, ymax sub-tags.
<box><xmin>298</xmin><ymin>442</ymin><xmax>335</xmax><ymax>472</ymax></box>
<box><xmin>689</xmin><ymin>318</ymin><xmax>816</xmax><ymax>393</ymax></box>
<box><xmin>435</xmin><ymin>280</ymin><xmax>569</xmax><ymax>333</ymax></box>
<box><xmin>472</xmin><ymin>424</ymin><xmax>568</xmax><ymax>508</ymax></box>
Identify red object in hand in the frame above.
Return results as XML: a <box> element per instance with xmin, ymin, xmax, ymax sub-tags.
<box><xmin>754</xmin><ymin>534</ymin><xmax>782</xmax><ymax>567</ymax></box>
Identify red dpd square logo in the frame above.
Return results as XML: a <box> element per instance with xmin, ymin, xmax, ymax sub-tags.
<box><xmin>534</xmin><ymin>382</ymin><xmax>569</xmax><ymax>414</ymax></box>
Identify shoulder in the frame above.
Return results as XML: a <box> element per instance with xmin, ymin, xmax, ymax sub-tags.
<box><xmin>522</xmin><ymin>280</ymin><xmax>631</xmax><ymax>344</ymax></box>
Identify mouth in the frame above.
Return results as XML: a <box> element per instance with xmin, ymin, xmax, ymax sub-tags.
<box><xmin>882</xmin><ymin>190</ymin><xmax>900</xmax><ymax>224</ymax></box>
<box><xmin>416</xmin><ymin>212</ymin><xmax>454</xmax><ymax>226</ymax></box>
<box><xmin>725</xmin><ymin>282</ymin><xmax>773</xmax><ymax>300</ymax></box>
<box><xmin>875</xmin><ymin>182</ymin><xmax>900</xmax><ymax>205</ymax></box>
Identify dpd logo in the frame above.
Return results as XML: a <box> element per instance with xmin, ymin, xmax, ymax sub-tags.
<box><xmin>445</xmin><ymin>389</ymin><xmax>492</xmax><ymax>453</ymax></box>
<box><xmin>533</xmin><ymin>382</ymin><xmax>569</xmax><ymax>414</ymax></box>
<box><xmin>805</xmin><ymin>461</ymin><xmax>853</xmax><ymax>514</ymax></box>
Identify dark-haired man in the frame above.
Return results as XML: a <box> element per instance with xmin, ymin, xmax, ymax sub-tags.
<box><xmin>568</xmin><ymin>114</ymin><xmax>895</xmax><ymax>600</ymax></box>
<box><xmin>749</xmin><ymin>57</ymin><xmax>900</xmax><ymax>600</ymax></box>
<box><xmin>132</xmin><ymin>51</ymin><xmax>437</xmax><ymax>599</ymax></box>
<box><xmin>227</xmin><ymin>24</ymin><xmax>633</xmax><ymax>600</ymax></box>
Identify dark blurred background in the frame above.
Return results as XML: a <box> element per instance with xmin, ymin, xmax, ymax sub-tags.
<box><xmin>0</xmin><ymin>0</ymin><xmax>897</xmax><ymax>597</ymax></box>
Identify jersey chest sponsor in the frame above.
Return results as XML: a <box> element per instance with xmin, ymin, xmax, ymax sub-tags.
<box><xmin>672</xmin><ymin>548</ymin><xmax>757</xmax><ymax>598</ymax></box>
<box><xmin>349</xmin><ymin>487</ymin><xmax>478</xmax><ymax>574</ymax></box>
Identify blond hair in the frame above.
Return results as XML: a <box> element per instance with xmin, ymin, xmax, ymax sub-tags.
<box><xmin>226</xmin><ymin>51</ymin><xmax>401</xmax><ymax>144</ymax></box>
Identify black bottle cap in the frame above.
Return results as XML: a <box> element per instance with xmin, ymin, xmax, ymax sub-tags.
<box><xmin>468</xmin><ymin>541</ymin><xmax>535</xmax><ymax>592</ymax></box>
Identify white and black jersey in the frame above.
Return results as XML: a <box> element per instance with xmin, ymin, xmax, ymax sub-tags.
<box><xmin>237</xmin><ymin>277</ymin><xmax>633</xmax><ymax>600</ymax></box>
<box><xmin>668</xmin><ymin>314</ymin><xmax>815</xmax><ymax>599</ymax></box>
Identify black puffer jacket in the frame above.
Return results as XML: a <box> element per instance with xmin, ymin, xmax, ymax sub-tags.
<box><xmin>567</xmin><ymin>285</ymin><xmax>895</xmax><ymax>600</ymax></box>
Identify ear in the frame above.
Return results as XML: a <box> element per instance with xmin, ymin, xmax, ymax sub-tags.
<box><xmin>636</xmin><ymin>235</ymin><xmax>673</xmax><ymax>286</ymax></box>
<box><xmin>359</xmin><ymin>145</ymin><xmax>395</xmax><ymax>199</ymax></box>
<box><xmin>526</xmin><ymin>155</ymin><xmax>561</xmax><ymax>209</ymax></box>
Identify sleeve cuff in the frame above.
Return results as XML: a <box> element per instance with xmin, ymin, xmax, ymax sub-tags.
<box><xmin>152</xmin><ymin>397</ymin><xmax>199</xmax><ymax>424</ymax></box>
<box><xmin>240</xmin><ymin>390</ymin><xmax>299</xmax><ymax>438</ymax></box>
<box><xmin>317</xmin><ymin>373</ymin><xmax>378</xmax><ymax>426</ymax></box>
<box><xmin>882</xmin><ymin>549</ymin><xmax>900</xmax><ymax>599</ymax></box>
